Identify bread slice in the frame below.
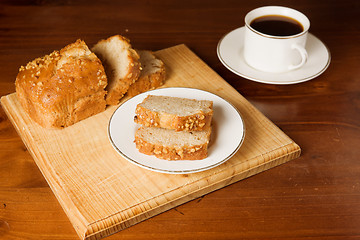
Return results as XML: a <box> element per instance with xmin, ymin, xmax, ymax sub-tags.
<box><xmin>15</xmin><ymin>39</ymin><xmax>107</xmax><ymax>128</ymax></box>
<box><xmin>125</xmin><ymin>50</ymin><xmax>166</xmax><ymax>98</ymax></box>
<box><xmin>135</xmin><ymin>126</ymin><xmax>211</xmax><ymax>160</ymax></box>
<box><xmin>92</xmin><ymin>35</ymin><xmax>141</xmax><ymax>105</ymax></box>
<box><xmin>134</xmin><ymin>95</ymin><xmax>213</xmax><ymax>131</ymax></box>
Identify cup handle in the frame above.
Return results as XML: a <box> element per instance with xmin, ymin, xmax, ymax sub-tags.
<box><xmin>289</xmin><ymin>43</ymin><xmax>308</xmax><ymax>71</ymax></box>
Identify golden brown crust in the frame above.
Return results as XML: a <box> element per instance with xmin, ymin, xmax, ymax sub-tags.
<box><xmin>134</xmin><ymin>105</ymin><xmax>213</xmax><ymax>131</ymax></box>
<box><xmin>134</xmin><ymin>130</ymin><xmax>209</xmax><ymax>160</ymax></box>
<box><xmin>125</xmin><ymin>69</ymin><xmax>165</xmax><ymax>98</ymax></box>
<box><xmin>15</xmin><ymin>39</ymin><xmax>107</xmax><ymax>128</ymax></box>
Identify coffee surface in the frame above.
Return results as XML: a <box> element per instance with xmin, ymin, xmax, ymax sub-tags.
<box><xmin>250</xmin><ymin>15</ymin><xmax>303</xmax><ymax>36</ymax></box>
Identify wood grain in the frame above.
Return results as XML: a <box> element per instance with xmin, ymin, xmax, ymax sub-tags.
<box><xmin>1</xmin><ymin>44</ymin><xmax>300</xmax><ymax>240</ymax></box>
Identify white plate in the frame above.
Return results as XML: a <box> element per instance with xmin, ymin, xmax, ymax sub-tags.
<box><xmin>108</xmin><ymin>87</ymin><xmax>245</xmax><ymax>174</ymax></box>
<box><xmin>217</xmin><ymin>27</ymin><xmax>331</xmax><ymax>84</ymax></box>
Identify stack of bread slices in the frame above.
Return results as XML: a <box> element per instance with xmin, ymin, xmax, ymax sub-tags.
<box><xmin>15</xmin><ymin>35</ymin><xmax>166</xmax><ymax>128</ymax></box>
<box><xmin>134</xmin><ymin>95</ymin><xmax>214</xmax><ymax>160</ymax></box>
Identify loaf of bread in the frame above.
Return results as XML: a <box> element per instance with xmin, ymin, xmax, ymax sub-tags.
<box><xmin>125</xmin><ymin>50</ymin><xmax>166</xmax><ymax>98</ymax></box>
<box><xmin>135</xmin><ymin>126</ymin><xmax>211</xmax><ymax>160</ymax></box>
<box><xmin>15</xmin><ymin>39</ymin><xmax>107</xmax><ymax>128</ymax></box>
<box><xmin>15</xmin><ymin>34</ymin><xmax>167</xmax><ymax>128</ymax></box>
<box><xmin>134</xmin><ymin>95</ymin><xmax>213</xmax><ymax>131</ymax></box>
<box><xmin>92</xmin><ymin>35</ymin><xmax>141</xmax><ymax>105</ymax></box>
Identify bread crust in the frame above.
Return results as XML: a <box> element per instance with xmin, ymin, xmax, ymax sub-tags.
<box><xmin>15</xmin><ymin>39</ymin><xmax>107</xmax><ymax>128</ymax></box>
<box><xmin>134</xmin><ymin>127</ymin><xmax>209</xmax><ymax>160</ymax></box>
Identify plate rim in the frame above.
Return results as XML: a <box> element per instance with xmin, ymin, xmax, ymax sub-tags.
<box><xmin>108</xmin><ymin>87</ymin><xmax>246</xmax><ymax>174</ymax></box>
<box><xmin>217</xmin><ymin>26</ymin><xmax>331</xmax><ymax>85</ymax></box>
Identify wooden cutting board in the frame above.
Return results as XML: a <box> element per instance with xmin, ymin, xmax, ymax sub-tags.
<box><xmin>1</xmin><ymin>44</ymin><xmax>301</xmax><ymax>240</ymax></box>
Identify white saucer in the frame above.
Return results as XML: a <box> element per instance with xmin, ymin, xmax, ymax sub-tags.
<box><xmin>108</xmin><ymin>87</ymin><xmax>245</xmax><ymax>174</ymax></box>
<box><xmin>217</xmin><ymin>27</ymin><xmax>331</xmax><ymax>84</ymax></box>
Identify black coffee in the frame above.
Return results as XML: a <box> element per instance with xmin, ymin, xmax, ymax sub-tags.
<box><xmin>250</xmin><ymin>15</ymin><xmax>303</xmax><ymax>36</ymax></box>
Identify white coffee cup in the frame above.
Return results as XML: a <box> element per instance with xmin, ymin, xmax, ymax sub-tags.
<box><xmin>243</xmin><ymin>6</ymin><xmax>310</xmax><ymax>73</ymax></box>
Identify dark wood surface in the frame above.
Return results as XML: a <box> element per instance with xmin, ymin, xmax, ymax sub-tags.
<box><xmin>1</xmin><ymin>0</ymin><xmax>359</xmax><ymax>239</ymax></box>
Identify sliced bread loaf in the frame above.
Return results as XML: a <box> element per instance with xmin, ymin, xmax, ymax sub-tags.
<box><xmin>135</xmin><ymin>126</ymin><xmax>211</xmax><ymax>160</ymax></box>
<box><xmin>125</xmin><ymin>50</ymin><xmax>166</xmax><ymax>98</ymax></box>
<box><xmin>134</xmin><ymin>95</ymin><xmax>213</xmax><ymax>131</ymax></box>
<box><xmin>92</xmin><ymin>35</ymin><xmax>141</xmax><ymax>105</ymax></box>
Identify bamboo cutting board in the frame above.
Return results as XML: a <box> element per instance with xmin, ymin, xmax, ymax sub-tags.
<box><xmin>1</xmin><ymin>44</ymin><xmax>301</xmax><ymax>240</ymax></box>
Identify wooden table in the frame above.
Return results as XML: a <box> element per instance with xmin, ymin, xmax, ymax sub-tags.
<box><xmin>1</xmin><ymin>0</ymin><xmax>359</xmax><ymax>239</ymax></box>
